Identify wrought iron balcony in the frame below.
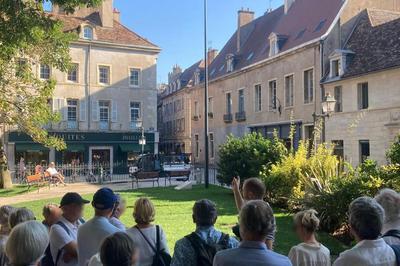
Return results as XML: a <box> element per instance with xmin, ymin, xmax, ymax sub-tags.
<box><xmin>223</xmin><ymin>113</ymin><xmax>233</xmax><ymax>123</ymax></box>
<box><xmin>235</xmin><ymin>111</ymin><xmax>246</xmax><ymax>122</ymax></box>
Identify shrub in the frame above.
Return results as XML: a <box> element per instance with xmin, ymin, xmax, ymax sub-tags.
<box><xmin>387</xmin><ymin>135</ymin><xmax>400</xmax><ymax>164</ymax></box>
<box><xmin>217</xmin><ymin>133</ymin><xmax>286</xmax><ymax>186</ymax></box>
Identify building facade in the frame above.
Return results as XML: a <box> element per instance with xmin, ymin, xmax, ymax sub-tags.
<box><xmin>6</xmin><ymin>0</ymin><xmax>160</xmax><ymax>171</ymax></box>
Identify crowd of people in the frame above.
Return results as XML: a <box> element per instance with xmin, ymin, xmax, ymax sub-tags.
<box><xmin>0</xmin><ymin>177</ymin><xmax>400</xmax><ymax>266</ymax></box>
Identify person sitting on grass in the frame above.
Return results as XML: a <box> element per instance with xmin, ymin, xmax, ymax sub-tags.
<box><xmin>375</xmin><ymin>188</ymin><xmax>400</xmax><ymax>245</ymax></box>
<box><xmin>171</xmin><ymin>199</ymin><xmax>238</xmax><ymax>266</ymax></box>
<box><xmin>42</xmin><ymin>203</ymin><xmax>62</xmax><ymax>230</ymax></box>
<box><xmin>213</xmin><ymin>200</ymin><xmax>291</xmax><ymax>266</ymax></box>
<box><xmin>288</xmin><ymin>209</ymin><xmax>330</xmax><ymax>266</ymax></box>
<box><xmin>46</xmin><ymin>162</ymin><xmax>66</xmax><ymax>186</ymax></box>
<box><xmin>333</xmin><ymin>196</ymin><xmax>396</xmax><ymax>266</ymax></box>
<box><xmin>231</xmin><ymin>177</ymin><xmax>275</xmax><ymax>249</ymax></box>
<box><xmin>109</xmin><ymin>194</ymin><xmax>126</xmax><ymax>230</ymax></box>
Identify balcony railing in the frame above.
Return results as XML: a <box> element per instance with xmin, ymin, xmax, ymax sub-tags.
<box><xmin>67</xmin><ymin>121</ymin><xmax>78</xmax><ymax>130</ymax></box>
<box><xmin>208</xmin><ymin>112</ymin><xmax>214</xmax><ymax>118</ymax></box>
<box><xmin>223</xmin><ymin>113</ymin><xmax>233</xmax><ymax>123</ymax></box>
<box><xmin>235</xmin><ymin>111</ymin><xmax>246</xmax><ymax>122</ymax></box>
<box><xmin>99</xmin><ymin>121</ymin><xmax>110</xmax><ymax>130</ymax></box>
<box><xmin>193</xmin><ymin>115</ymin><xmax>199</xmax><ymax>121</ymax></box>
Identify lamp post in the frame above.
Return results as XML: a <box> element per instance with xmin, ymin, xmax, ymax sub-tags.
<box><xmin>203</xmin><ymin>0</ymin><xmax>210</xmax><ymax>188</ymax></box>
<box><xmin>139</xmin><ymin>126</ymin><xmax>146</xmax><ymax>156</ymax></box>
<box><xmin>313</xmin><ymin>93</ymin><xmax>336</xmax><ymax>144</ymax></box>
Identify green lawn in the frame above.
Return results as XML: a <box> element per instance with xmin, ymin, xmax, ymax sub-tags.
<box><xmin>0</xmin><ymin>184</ymin><xmax>37</xmax><ymax>197</ymax></box>
<box><xmin>11</xmin><ymin>185</ymin><xmax>347</xmax><ymax>255</ymax></box>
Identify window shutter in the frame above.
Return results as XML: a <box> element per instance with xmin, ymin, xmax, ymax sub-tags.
<box><xmin>79</xmin><ymin>99</ymin><xmax>86</xmax><ymax>121</ymax></box>
<box><xmin>357</xmin><ymin>84</ymin><xmax>362</xmax><ymax>109</ymax></box>
<box><xmin>111</xmin><ymin>101</ymin><xmax>118</xmax><ymax>122</ymax></box>
<box><xmin>52</xmin><ymin>98</ymin><xmax>58</xmax><ymax>112</ymax></box>
<box><xmin>61</xmin><ymin>99</ymin><xmax>67</xmax><ymax>121</ymax></box>
<box><xmin>92</xmin><ymin>100</ymin><xmax>99</xmax><ymax>121</ymax></box>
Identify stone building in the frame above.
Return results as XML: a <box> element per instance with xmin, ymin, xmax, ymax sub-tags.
<box><xmin>6</xmin><ymin>0</ymin><xmax>160</xmax><ymax>171</ymax></box>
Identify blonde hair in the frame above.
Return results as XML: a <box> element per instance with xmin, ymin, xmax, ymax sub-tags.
<box><xmin>133</xmin><ymin>197</ymin><xmax>155</xmax><ymax>225</ymax></box>
<box><xmin>294</xmin><ymin>209</ymin><xmax>320</xmax><ymax>233</ymax></box>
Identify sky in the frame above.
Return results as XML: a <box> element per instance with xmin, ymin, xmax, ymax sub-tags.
<box><xmin>113</xmin><ymin>0</ymin><xmax>283</xmax><ymax>84</ymax></box>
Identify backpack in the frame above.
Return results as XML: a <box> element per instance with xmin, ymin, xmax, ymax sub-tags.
<box><xmin>136</xmin><ymin>225</ymin><xmax>171</xmax><ymax>266</ymax></box>
<box><xmin>185</xmin><ymin>232</ymin><xmax>230</xmax><ymax>266</ymax></box>
<box><xmin>40</xmin><ymin>221</ymin><xmax>71</xmax><ymax>266</ymax></box>
<box><xmin>383</xmin><ymin>230</ymin><xmax>400</xmax><ymax>240</ymax></box>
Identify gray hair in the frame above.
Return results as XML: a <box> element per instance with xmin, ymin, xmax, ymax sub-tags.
<box><xmin>240</xmin><ymin>200</ymin><xmax>274</xmax><ymax>238</ymax></box>
<box><xmin>6</xmin><ymin>221</ymin><xmax>49</xmax><ymax>266</ymax></box>
<box><xmin>9</xmin><ymin>207</ymin><xmax>35</xmax><ymax>229</ymax></box>
<box><xmin>193</xmin><ymin>199</ymin><xmax>218</xmax><ymax>227</ymax></box>
<box><xmin>349</xmin><ymin>196</ymin><xmax>384</xmax><ymax>240</ymax></box>
<box><xmin>375</xmin><ymin>189</ymin><xmax>400</xmax><ymax>224</ymax></box>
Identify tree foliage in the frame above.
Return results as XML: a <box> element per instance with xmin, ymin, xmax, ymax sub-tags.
<box><xmin>387</xmin><ymin>134</ymin><xmax>400</xmax><ymax>164</ymax></box>
<box><xmin>0</xmin><ymin>0</ymin><xmax>102</xmax><ymax>150</ymax></box>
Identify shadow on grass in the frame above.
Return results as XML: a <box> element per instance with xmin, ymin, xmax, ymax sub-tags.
<box><xmin>0</xmin><ymin>185</ymin><xmax>33</xmax><ymax>197</ymax></box>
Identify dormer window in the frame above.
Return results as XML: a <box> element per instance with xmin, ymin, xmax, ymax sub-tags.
<box><xmin>226</xmin><ymin>54</ymin><xmax>234</xmax><ymax>73</ymax></box>
<box><xmin>194</xmin><ymin>70</ymin><xmax>200</xmax><ymax>85</ymax></box>
<box><xmin>329</xmin><ymin>49</ymin><xmax>354</xmax><ymax>79</ymax></box>
<box><xmin>269</xmin><ymin>34</ymin><xmax>279</xmax><ymax>56</ymax></box>
<box><xmin>83</xmin><ymin>26</ymin><xmax>93</xmax><ymax>40</ymax></box>
<box><xmin>331</xmin><ymin>59</ymin><xmax>341</xmax><ymax>77</ymax></box>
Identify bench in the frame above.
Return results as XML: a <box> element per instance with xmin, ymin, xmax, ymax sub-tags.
<box><xmin>162</xmin><ymin>170</ymin><xmax>191</xmax><ymax>186</ymax></box>
<box><xmin>26</xmin><ymin>173</ymin><xmax>47</xmax><ymax>192</ymax></box>
<box><xmin>132</xmin><ymin>171</ymin><xmax>160</xmax><ymax>188</ymax></box>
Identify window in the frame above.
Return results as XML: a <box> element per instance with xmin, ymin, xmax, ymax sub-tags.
<box><xmin>130</xmin><ymin>102</ymin><xmax>141</xmax><ymax>121</ymax></box>
<box><xmin>99</xmin><ymin>101</ymin><xmax>110</xmax><ymax>122</ymax></box>
<box><xmin>195</xmin><ymin>135</ymin><xmax>199</xmax><ymax>158</ymax></box>
<box><xmin>194</xmin><ymin>70</ymin><xmax>201</xmax><ymax>85</ymax></box>
<box><xmin>332</xmin><ymin>140</ymin><xmax>344</xmax><ymax>159</ymax></box>
<box><xmin>16</xmin><ymin>58</ymin><xmax>27</xmax><ymax>77</ymax></box>
<box><xmin>98</xmin><ymin>65</ymin><xmax>110</xmax><ymax>84</ymax></box>
<box><xmin>254</xmin><ymin>84</ymin><xmax>262</xmax><ymax>112</ymax></box>
<box><xmin>331</xmin><ymin>59</ymin><xmax>341</xmax><ymax>77</ymax></box>
<box><xmin>209</xmin><ymin>133</ymin><xmax>215</xmax><ymax>158</ymax></box>
<box><xmin>67</xmin><ymin>63</ymin><xmax>78</xmax><ymax>82</ymax></box>
<box><xmin>194</xmin><ymin>101</ymin><xmax>199</xmax><ymax>117</ymax></box>
<box><xmin>208</xmin><ymin>97</ymin><xmax>213</xmax><ymax>114</ymax></box>
<box><xmin>83</xmin><ymin>26</ymin><xmax>93</xmax><ymax>40</ymax></box>
<box><xmin>334</xmin><ymin>86</ymin><xmax>343</xmax><ymax>112</ymax></box>
<box><xmin>358</xmin><ymin>82</ymin><xmax>369</xmax><ymax>110</ymax></box>
<box><xmin>359</xmin><ymin>140</ymin><xmax>370</xmax><ymax>163</ymax></box>
<box><xmin>226</xmin><ymin>54</ymin><xmax>234</xmax><ymax>72</ymax></box>
<box><xmin>40</xmin><ymin>64</ymin><xmax>50</xmax><ymax>79</ymax></box>
<box><xmin>226</xmin><ymin>93</ymin><xmax>232</xmax><ymax>114</ymax></box>
<box><xmin>238</xmin><ymin>89</ymin><xmax>245</xmax><ymax>113</ymax></box>
<box><xmin>304</xmin><ymin>69</ymin><xmax>314</xmax><ymax>104</ymax></box>
<box><xmin>285</xmin><ymin>75</ymin><xmax>294</xmax><ymax>107</ymax></box>
<box><xmin>67</xmin><ymin>99</ymin><xmax>78</xmax><ymax>121</ymax></box>
<box><xmin>129</xmin><ymin>68</ymin><xmax>140</xmax><ymax>87</ymax></box>
<box><xmin>269</xmin><ymin>80</ymin><xmax>277</xmax><ymax>110</ymax></box>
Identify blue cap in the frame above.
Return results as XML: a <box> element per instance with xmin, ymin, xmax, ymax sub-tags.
<box><xmin>92</xmin><ymin>188</ymin><xmax>117</xmax><ymax>210</ymax></box>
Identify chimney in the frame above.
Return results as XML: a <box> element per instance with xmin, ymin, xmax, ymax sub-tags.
<box><xmin>284</xmin><ymin>0</ymin><xmax>295</xmax><ymax>14</ymax></box>
<box><xmin>99</xmin><ymin>0</ymin><xmax>114</xmax><ymax>27</ymax></box>
<box><xmin>113</xmin><ymin>8</ymin><xmax>120</xmax><ymax>23</ymax></box>
<box><xmin>207</xmin><ymin>48</ymin><xmax>218</xmax><ymax>65</ymax></box>
<box><xmin>237</xmin><ymin>8</ymin><xmax>254</xmax><ymax>52</ymax></box>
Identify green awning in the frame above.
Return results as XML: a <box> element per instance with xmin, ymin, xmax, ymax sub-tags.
<box><xmin>119</xmin><ymin>144</ymin><xmax>141</xmax><ymax>153</ymax></box>
<box><xmin>66</xmin><ymin>144</ymin><xmax>85</xmax><ymax>152</ymax></box>
<box><xmin>15</xmin><ymin>144</ymin><xmax>49</xmax><ymax>152</ymax></box>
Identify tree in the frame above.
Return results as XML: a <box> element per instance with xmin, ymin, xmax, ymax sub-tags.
<box><xmin>0</xmin><ymin>0</ymin><xmax>102</xmax><ymax>188</ymax></box>
<box><xmin>217</xmin><ymin>133</ymin><xmax>286</xmax><ymax>186</ymax></box>
<box><xmin>387</xmin><ymin>134</ymin><xmax>400</xmax><ymax>164</ymax></box>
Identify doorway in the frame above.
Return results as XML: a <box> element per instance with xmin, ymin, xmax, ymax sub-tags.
<box><xmin>89</xmin><ymin>146</ymin><xmax>113</xmax><ymax>174</ymax></box>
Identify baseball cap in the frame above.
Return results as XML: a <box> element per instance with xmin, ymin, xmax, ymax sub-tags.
<box><xmin>60</xmin><ymin>192</ymin><xmax>90</xmax><ymax>207</ymax></box>
<box><xmin>92</xmin><ymin>188</ymin><xmax>118</xmax><ymax>210</ymax></box>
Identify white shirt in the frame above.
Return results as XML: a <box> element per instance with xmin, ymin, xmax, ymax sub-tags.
<box><xmin>333</xmin><ymin>238</ymin><xmax>396</xmax><ymax>266</ymax></box>
<box><xmin>109</xmin><ymin>217</ymin><xmax>126</xmax><ymax>230</ymax></box>
<box><xmin>49</xmin><ymin>216</ymin><xmax>82</xmax><ymax>266</ymax></box>
<box><xmin>77</xmin><ymin>216</ymin><xmax>121</xmax><ymax>266</ymax></box>
<box><xmin>47</xmin><ymin>167</ymin><xmax>58</xmax><ymax>176</ymax></box>
<box><xmin>382</xmin><ymin>220</ymin><xmax>400</xmax><ymax>245</ymax></box>
<box><xmin>288</xmin><ymin>242</ymin><xmax>330</xmax><ymax>266</ymax></box>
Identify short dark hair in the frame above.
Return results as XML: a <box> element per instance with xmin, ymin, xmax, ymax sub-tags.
<box><xmin>243</xmin><ymin>178</ymin><xmax>266</xmax><ymax>199</ymax></box>
<box><xmin>240</xmin><ymin>200</ymin><xmax>274</xmax><ymax>238</ymax></box>
<box><xmin>193</xmin><ymin>199</ymin><xmax>217</xmax><ymax>227</ymax></box>
<box><xmin>100</xmin><ymin>232</ymin><xmax>136</xmax><ymax>266</ymax></box>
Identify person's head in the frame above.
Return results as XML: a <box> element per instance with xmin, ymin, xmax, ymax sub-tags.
<box><xmin>375</xmin><ymin>189</ymin><xmax>400</xmax><ymax>225</ymax></box>
<box><xmin>0</xmin><ymin>205</ymin><xmax>17</xmax><ymax>234</ymax></box>
<box><xmin>133</xmin><ymin>197</ymin><xmax>155</xmax><ymax>226</ymax></box>
<box><xmin>5</xmin><ymin>221</ymin><xmax>49</xmax><ymax>266</ymax></box>
<box><xmin>293</xmin><ymin>209</ymin><xmax>320</xmax><ymax>241</ymax></box>
<box><xmin>348</xmin><ymin>196</ymin><xmax>384</xmax><ymax>241</ymax></box>
<box><xmin>92</xmin><ymin>188</ymin><xmax>118</xmax><ymax>217</ymax></box>
<box><xmin>42</xmin><ymin>203</ymin><xmax>62</xmax><ymax>226</ymax></box>
<box><xmin>192</xmin><ymin>199</ymin><xmax>218</xmax><ymax>227</ymax></box>
<box><xmin>60</xmin><ymin>192</ymin><xmax>90</xmax><ymax>222</ymax></box>
<box><xmin>100</xmin><ymin>232</ymin><xmax>138</xmax><ymax>266</ymax></box>
<box><xmin>112</xmin><ymin>194</ymin><xmax>127</xmax><ymax>219</ymax></box>
<box><xmin>242</xmin><ymin>178</ymin><xmax>266</xmax><ymax>201</ymax></box>
<box><xmin>49</xmin><ymin>162</ymin><xmax>55</xmax><ymax>168</ymax></box>
<box><xmin>9</xmin><ymin>207</ymin><xmax>36</xmax><ymax>229</ymax></box>
<box><xmin>239</xmin><ymin>200</ymin><xmax>274</xmax><ymax>242</ymax></box>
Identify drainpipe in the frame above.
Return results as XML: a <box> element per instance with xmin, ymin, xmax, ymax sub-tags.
<box><xmin>87</xmin><ymin>44</ymin><xmax>92</xmax><ymax>131</ymax></box>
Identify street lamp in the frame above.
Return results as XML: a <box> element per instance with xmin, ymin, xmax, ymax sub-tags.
<box><xmin>135</xmin><ymin>119</ymin><xmax>146</xmax><ymax>156</ymax></box>
<box><xmin>313</xmin><ymin>93</ymin><xmax>336</xmax><ymax>143</ymax></box>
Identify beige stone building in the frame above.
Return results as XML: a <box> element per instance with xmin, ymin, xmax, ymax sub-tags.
<box><xmin>324</xmin><ymin>9</ymin><xmax>400</xmax><ymax>166</ymax></box>
<box><xmin>189</xmin><ymin>0</ymin><xmax>400</xmax><ymax>165</ymax></box>
<box><xmin>6</xmin><ymin>0</ymin><xmax>160</xmax><ymax>170</ymax></box>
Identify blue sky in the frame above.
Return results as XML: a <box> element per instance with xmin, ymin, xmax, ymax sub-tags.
<box><xmin>113</xmin><ymin>0</ymin><xmax>283</xmax><ymax>84</ymax></box>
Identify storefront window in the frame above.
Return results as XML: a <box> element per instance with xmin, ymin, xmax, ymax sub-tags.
<box><xmin>15</xmin><ymin>151</ymin><xmax>49</xmax><ymax>168</ymax></box>
<box><xmin>62</xmin><ymin>151</ymin><xmax>84</xmax><ymax>165</ymax></box>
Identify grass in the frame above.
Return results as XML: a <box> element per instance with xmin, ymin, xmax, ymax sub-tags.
<box><xmin>0</xmin><ymin>184</ymin><xmax>40</xmax><ymax>197</ymax></box>
<box><xmin>11</xmin><ymin>185</ymin><xmax>347</xmax><ymax>255</ymax></box>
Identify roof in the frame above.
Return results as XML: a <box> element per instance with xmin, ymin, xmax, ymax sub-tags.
<box><xmin>341</xmin><ymin>9</ymin><xmax>400</xmax><ymax>79</ymax></box>
<box><xmin>50</xmin><ymin>12</ymin><xmax>159</xmax><ymax>49</ymax></box>
<box><xmin>208</xmin><ymin>0</ymin><xmax>344</xmax><ymax>80</ymax></box>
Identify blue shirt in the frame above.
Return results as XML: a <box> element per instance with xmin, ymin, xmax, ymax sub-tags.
<box><xmin>171</xmin><ymin>226</ymin><xmax>239</xmax><ymax>266</ymax></box>
<box><xmin>213</xmin><ymin>241</ymin><xmax>292</xmax><ymax>266</ymax></box>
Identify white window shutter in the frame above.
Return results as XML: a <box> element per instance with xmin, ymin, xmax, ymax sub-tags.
<box><xmin>92</xmin><ymin>100</ymin><xmax>99</xmax><ymax>121</ymax></box>
<box><xmin>52</xmin><ymin>98</ymin><xmax>58</xmax><ymax>112</ymax></box>
<box><xmin>79</xmin><ymin>99</ymin><xmax>86</xmax><ymax>121</ymax></box>
<box><xmin>61</xmin><ymin>99</ymin><xmax>67</xmax><ymax>121</ymax></box>
<box><xmin>111</xmin><ymin>100</ymin><xmax>118</xmax><ymax>122</ymax></box>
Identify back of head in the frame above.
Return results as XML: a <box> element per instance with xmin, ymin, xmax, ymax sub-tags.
<box><xmin>42</xmin><ymin>203</ymin><xmax>59</xmax><ymax>218</ymax></box>
<box><xmin>243</xmin><ymin>178</ymin><xmax>266</xmax><ymax>200</ymax></box>
<box><xmin>9</xmin><ymin>207</ymin><xmax>35</xmax><ymax>229</ymax></box>
<box><xmin>133</xmin><ymin>197</ymin><xmax>155</xmax><ymax>225</ymax></box>
<box><xmin>349</xmin><ymin>196</ymin><xmax>384</xmax><ymax>240</ymax></box>
<box><xmin>100</xmin><ymin>232</ymin><xmax>136</xmax><ymax>266</ymax></box>
<box><xmin>294</xmin><ymin>209</ymin><xmax>320</xmax><ymax>233</ymax></box>
<box><xmin>375</xmin><ymin>188</ymin><xmax>400</xmax><ymax>224</ymax></box>
<box><xmin>193</xmin><ymin>199</ymin><xmax>218</xmax><ymax>227</ymax></box>
<box><xmin>0</xmin><ymin>205</ymin><xmax>16</xmax><ymax>226</ymax></box>
<box><xmin>6</xmin><ymin>221</ymin><xmax>49</xmax><ymax>266</ymax></box>
<box><xmin>240</xmin><ymin>200</ymin><xmax>274</xmax><ymax>240</ymax></box>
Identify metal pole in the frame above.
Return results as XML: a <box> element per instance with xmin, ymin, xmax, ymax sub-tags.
<box><xmin>204</xmin><ymin>0</ymin><xmax>209</xmax><ymax>189</ymax></box>
<box><xmin>141</xmin><ymin>127</ymin><xmax>145</xmax><ymax>155</ymax></box>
